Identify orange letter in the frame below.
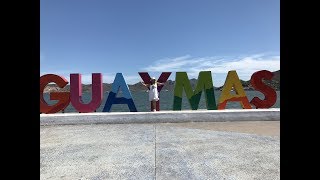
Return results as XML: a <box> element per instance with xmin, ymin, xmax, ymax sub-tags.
<box><xmin>218</xmin><ymin>71</ymin><xmax>251</xmax><ymax>109</ymax></box>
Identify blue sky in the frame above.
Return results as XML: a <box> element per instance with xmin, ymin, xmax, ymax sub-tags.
<box><xmin>41</xmin><ymin>0</ymin><xmax>280</xmax><ymax>86</ymax></box>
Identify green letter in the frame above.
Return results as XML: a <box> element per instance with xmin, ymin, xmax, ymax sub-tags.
<box><xmin>173</xmin><ymin>71</ymin><xmax>217</xmax><ymax>110</ymax></box>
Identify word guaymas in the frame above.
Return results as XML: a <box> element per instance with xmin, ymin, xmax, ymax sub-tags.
<box><xmin>40</xmin><ymin>70</ymin><xmax>277</xmax><ymax>114</ymax></box>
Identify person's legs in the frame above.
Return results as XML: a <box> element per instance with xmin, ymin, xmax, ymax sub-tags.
<box><xmin>152</xmin><ymin>100</ymin><xmax>157</xmax><ymax>111</ymax></box>
<box><xmin>150</xmin><ymin>101</ymin><xmax>154</xmax><ymax>111</ymax></box>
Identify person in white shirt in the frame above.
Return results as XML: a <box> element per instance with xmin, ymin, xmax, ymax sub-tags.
<box><xmin>141</xmin><ymin>77</ymin><xmax>164</xmax><ymax>112</ymax></box>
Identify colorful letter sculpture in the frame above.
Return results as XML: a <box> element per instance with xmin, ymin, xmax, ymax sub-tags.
<box><xmin>173</xmin><ymin>71</ymin><xmax>217</xmax><ymax>110</ymax></box>
<box><xmin>218</xmin><ymin>70</ymin><xmax>252</xmax><ymax>109</ymax></box>
<box><xmin>40</xmin><ymin>69</ymin><xmax>278</xmax><ymax>113</ymax></box>
<box><xmin>70</xmin><ymin>73</ymin><xmax>103</xmax><ymax>113</ymax></box>
<box><xmin>250</xmin><ymin>70</ymin><xmax>277</xmax><ymax>108</ymax></box>
<box><xmin>103</xmin><ymin>73</ymin><xmax>137</xmax><ymax>112</ymax></box>
<box><xmin>138</xmin><ymin>72</ymin><xmax>171</xmax><ymax>111</ymax></box>
<box><xmin>40</xmin><ymin>74</ymin><xmax>70</xmax><ymax>114</ymax></box>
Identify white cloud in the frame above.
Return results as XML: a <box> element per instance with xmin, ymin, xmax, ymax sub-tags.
<box><xmin>142</xmin><ymin>54</ymin><xmax>280</xmax><ymax>87</ymax></box>
<box><xmin>143</xmin><ymin>55</ymin><xmax>208</xmax><ymax>72</ymax></box>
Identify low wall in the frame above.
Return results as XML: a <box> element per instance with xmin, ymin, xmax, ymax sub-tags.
<box><xmin>40</xmin><ymin>108</ymin><xmax>280</xmax><ymax>125</ymax></box>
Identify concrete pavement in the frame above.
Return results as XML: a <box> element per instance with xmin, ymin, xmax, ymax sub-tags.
<box><xmin>40</xmin><ymin>121</ymin><xmax>280</xmax><ymax>180</ymax></box>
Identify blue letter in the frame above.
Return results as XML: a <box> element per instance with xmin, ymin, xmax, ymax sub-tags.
<box><xmin>103</xmin><ymin>73</ymin><xmax>137</xmax><ymax>112</ymax></box>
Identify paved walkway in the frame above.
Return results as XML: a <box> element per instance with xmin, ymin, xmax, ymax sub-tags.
<box><xmin>40</xmin><ymin>121</ymin><xmax>280</xmax><ymax>180</ymax></box>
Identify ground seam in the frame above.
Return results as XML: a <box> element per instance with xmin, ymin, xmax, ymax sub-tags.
<box><xmin>154</xmin><ymin>124</ymin><xmax>157</xmax><ymax>180</ymax></box>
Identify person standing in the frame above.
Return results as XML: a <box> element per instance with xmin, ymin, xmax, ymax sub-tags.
<box><xmin>141</xmin><ymin>77</ymin><xmax>164</xmax><ymax>112</ymax></box>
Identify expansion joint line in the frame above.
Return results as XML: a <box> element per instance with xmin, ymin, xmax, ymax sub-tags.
<box><xmin>154</xmin><ymin>124</ymin><xmax>157</xmax><ymax>180</ymax></box>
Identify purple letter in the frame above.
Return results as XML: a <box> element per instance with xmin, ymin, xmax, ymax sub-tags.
<box><xmin>70</xmin><ymin>73</ymin><xmax>103</xmax><ymax>113</ymax></box>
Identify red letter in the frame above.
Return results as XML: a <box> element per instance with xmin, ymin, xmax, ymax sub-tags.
<box><xmin>250</xmin><ymin>70</ymin><xmax>277</xmax><ymax>108</ymax></box>
<box><xmin>138</xmin><ymin>72</ymin><xmax>171</xmax><ymax>111</ymax></box>
<box><xmin>70</xmin><ymin>73</ymin><xmax>103</xmax><ymax>113</ymax></box>
<box><xmin>40</xmin><ymin>74</ymin><xmax>70</xmax><ymax>114</ymax></box>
